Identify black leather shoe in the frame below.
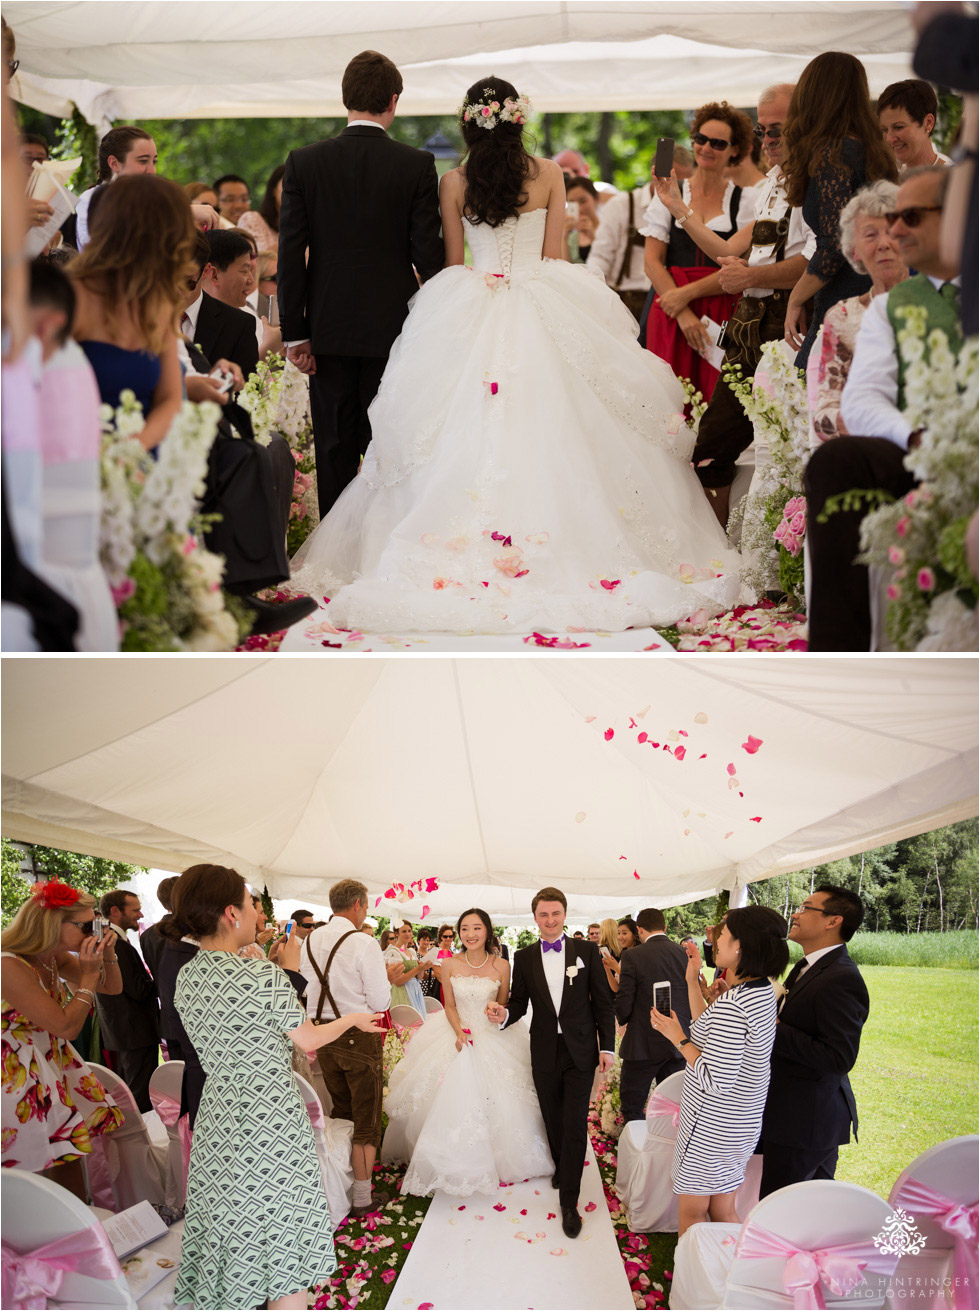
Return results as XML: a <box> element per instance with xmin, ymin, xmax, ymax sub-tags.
<box><xmin>561</xmin><ymin>1206</ymin><xmax>582</xmax><ymax>1239</ymax></box>
<box><xmin>242</xmin><ymin>593</ymin><xmax>317</xmax><ymax>636</ymax></box>
<box><xmin>551</xmin><ymin>1170</ymin><xmax>560</xmax><ymax>1189</ymax></box>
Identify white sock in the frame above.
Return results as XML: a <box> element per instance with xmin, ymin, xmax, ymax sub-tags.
<box><xmin>352</xmin><ymin>1179</ymin><xmax>372</xmax><ymax>1207</ymax></box>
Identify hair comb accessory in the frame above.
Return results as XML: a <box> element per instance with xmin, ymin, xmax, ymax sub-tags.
<box><xmin>30</xmin><ymin>880</ymin><xmax>80</xmax><ymax>910</ymax></box>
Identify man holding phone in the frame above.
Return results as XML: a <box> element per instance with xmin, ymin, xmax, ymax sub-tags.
<box><xmin>614</xmin><ymin>908</ymin><xmax>692</xmax><ymax>1124</ymax></box>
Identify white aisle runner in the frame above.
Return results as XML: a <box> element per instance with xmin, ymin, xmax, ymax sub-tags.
<box><xmin>388</xmin><ymin>1144</ymin><xmax>635</xmax><ymax>1310</ymax></box>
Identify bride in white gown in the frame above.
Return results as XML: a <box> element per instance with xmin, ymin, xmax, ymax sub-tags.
<box><xmin>382</xmin><ymin>909</ymin><xmax>552</xmax><ymax>1197</ymax></box>
<box><xmin>291</xmin><ymin>77</ymin><xmax>742</xmax><ymax>634</ymax></box>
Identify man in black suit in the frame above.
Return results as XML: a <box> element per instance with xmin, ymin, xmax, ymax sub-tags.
<box><xmin>194</xmin><ymin>230</ymin><xmax>260</xmax><ymax>380</ymax></box>
<box><xmin>278</xmin><ymin>49</ymin><xmax>444</xmax><ymax>517</ymax></box>
<box><xmin>759</xmin><ymin>884</ymin><xmax>869</xmax><ymax>1197</ymax></box>
<box><xmin>487</xmin><ymin>887</ymin><xmax>615</xmax><ymax>1240</ymax></box>
<box><xmin>94</xmin><ymin>890</ymin><xmax>160</xmax><ymax>1112</ymax></box>
<box><xmin>615</xmin><ymin>908</ymin><xmax>691</xmax><ymax>1123</ymax></box>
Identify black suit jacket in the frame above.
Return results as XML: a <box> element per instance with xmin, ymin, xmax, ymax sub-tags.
<box><xmin>94</xmin><ymin>933</ymin><xmax>159</xmax><ymax>1050</ymax></box>
<box><xmin>504</xmin><ymin>938</ymin><xmax>615</xmax><ymax>1073</ymax></box>
<box><xmin>278</xmin><ymin>125</ymin><xmax>444</xmax><ymax>357</ymax></box>
<box><xmin>615</xmin><ymin>935</ymin><xmax>692</xmax><ymax>1062</ymax></box>
<box><xmin>139</xmin><ymin>920</ymin><xmax>168</xmax><ymax>983</ymax></box>
<box><xmin>194</xmin><ymin>293</ymin><xmax>259</xmax><ymax>380</ymax></box>
<box><xmin>762</xmin><ymin>945</ymin><xmax>869</xmax><ymax>1150</ymax></box>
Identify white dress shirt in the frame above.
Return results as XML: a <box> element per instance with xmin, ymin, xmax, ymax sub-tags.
<box><xmin>586</xmin><ymin>184</ymin><xmax>652</xmax><ymax>292</ymax></box>
<box><xmin>800</xmin><ymin>942</ymin><xmax>844</xmax><ymax>973</ymax></box>
<box><xmin>540</xmin><ymin>936</ymin><xmax>569</xmax><ymax>1032</ymax></box>
<box><xmin>639</xmin><ymin>179</ymin><xmax>758</xmax><ymax>245</ymax></box>
<box><xmin>300</xmin><ymin>916</ymin><xmax>391</xmax><ymax>1019</ymax></box>
<box><xmin>840</xmin><ymin>275</ymin><xmax>961</xmax><ymax>448</ymax></box>
<box><xmin>743</xmin><ymin>166</ymin><xmax>816</xmax><ymax>298</ymax></box>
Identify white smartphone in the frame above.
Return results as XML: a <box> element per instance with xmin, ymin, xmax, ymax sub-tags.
<box><xmin>209</xmin><ymin>367</ymin><xmax>234</xmax><ymax>395</ymax></box>
<box><xmin>653</xmin><ymin>980</ymin><xmax>671</xmax><ymax>1016</ymax></box>
<box><xmin>565</xmin><ymin>200</ymin><xmax>580</xmax><ymax>221</ymax></box>
<box><xmin>600</xmin><ymin>945</ymin><xmax>610</xmax><ymax>956</ymax></box>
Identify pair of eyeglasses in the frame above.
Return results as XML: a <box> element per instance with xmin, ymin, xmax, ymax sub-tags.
<box><xmin>76</xmin><ymin>920</ymin><xmax>95</xmax><ymax>935</ymax></box>
<box><xmin>795</xmin><ymin>903</ymin><xmax>835</xmax><ymax>916</ymax></box>
<box><xmin>753</xmin><ymin>124</ymin><xmax>782</xmax><ymax>141</ymax></box>
<box><xmin>692</xmin><ymin>131</ymin><xmax>732</xmax><ymax>152</ymax></box>
<box><xmin>884</xmin><ymin>205</ymin><xmax>942</xmax><ymax>228</ymax></box>
<box><xmin>7</xmin><ymin>59</ymin><xmax>19</xmax><ymax>76</ymax></box>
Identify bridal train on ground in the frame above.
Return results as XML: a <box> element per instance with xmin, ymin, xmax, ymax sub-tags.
<box><xmin>290</xmin><ymin>208</ymin><xmax>742</xmax><ymax>634</ymax></box>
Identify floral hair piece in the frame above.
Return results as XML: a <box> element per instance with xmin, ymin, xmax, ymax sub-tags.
<box><xmin>31</xmin><ymin>880</ymin><xmax>81</xmax><ymax>910</ymax></box>
<box><xmin>460</xmin><ymin>89</ymin><xmax>532</xmax><ymax>130</ymax></box>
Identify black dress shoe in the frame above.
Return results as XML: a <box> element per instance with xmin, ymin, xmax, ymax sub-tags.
<box><xmin>561</xmin><ymin>1206</ymin><xmax>582</xmax><ymax>1239</ymax></box>
<box><xmin>241</xmin><ymin>593</ymin><xmax>317</xmax><ymax>636</ymax></box>
<box><xmin>551</xmin><ymin>1170</ymin><xmax>560</xmax><ymax>1189</ymax></box>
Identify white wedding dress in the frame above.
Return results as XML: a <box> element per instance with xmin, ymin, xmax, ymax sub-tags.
<box><xmin>290</xmin><ymin>208</ymin><xmax>742</xmax><ymax>633</ymax></box>
<box><xmin>382</xmin><ymin>975</ymin><xmax>553</xmax><ymax>1196</ymax></box>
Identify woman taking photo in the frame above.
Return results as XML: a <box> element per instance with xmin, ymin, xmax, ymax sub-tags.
<box><xmin>649</xmin><ymin>906</ymin><xmax>788</xmax><ymax>1235</ymax></box>
<box><xmin>602</xmin><ymin>916</ymin><xmax>639</xmax><ymax>993</ymax></box>
<box><xmin>1</xmin><ymin>880</ymin><xmax>124</xmax><ymax>1198</ymax></box>
<box><xmin>70</xmin><ymin>174</ymin><xmax>195</xmax><ymax>451</ymax></box>
<box><xmin>781</xmin><ymin>51</ymin><xmax>899</xmax><ymax>366</ymax></box>
<box><xmin>385</xmin><ymin>922</ymin><xmax>427</xmax><ymax>1017</ymax></box>
<box><xmin>168</xmin><ymin>863</ymin><xmax>382</xmax><ymax>1311</ymax></box>
<box><xmin>641</xmin><ymin>101</ymin><xmax>757</xmax><ymax>401</ymax></box>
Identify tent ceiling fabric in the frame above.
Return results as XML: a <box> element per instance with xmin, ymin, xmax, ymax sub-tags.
<box><xmin>5</xmin><ymin>1</ymin><xmax>915</xmax><ymax>119</ymax></box>
<box><xmin>2</xmin><ymin>659</ymin><xmax>976</xmax><ymax>917</ymax></box>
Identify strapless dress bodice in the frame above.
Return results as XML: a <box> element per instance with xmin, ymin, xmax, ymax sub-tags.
<box><xmin>464</xmin><ymin>209</ymin><xmax>547</xmax><ymax>279</ymax></box>
<box><xmin>449</xmin><ymin>974</ymin><xmax>501</xmax><ymax>1033</ymax></box>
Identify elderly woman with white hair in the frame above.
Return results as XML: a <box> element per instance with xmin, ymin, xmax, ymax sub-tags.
<box><xmin>809</xmin><ymin>179</ymin><xmax>907</xmax><ymax>442</ymax></box>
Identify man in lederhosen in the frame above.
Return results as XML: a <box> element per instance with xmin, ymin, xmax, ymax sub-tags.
<box><xmin>653</xmin><ymin>84</ymin><xmax>815</xmax><ymax>528</ymax></box>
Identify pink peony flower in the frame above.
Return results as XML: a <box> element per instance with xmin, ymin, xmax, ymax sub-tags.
<box><xmin>917</xmin><ymin>567</ymin><xmax>936</xmax><ymax>592</ymax></box>
<box><xmin>896</xmin><ymin>516</ymin><xmax>911</xmax><ymax>537</ymax></box>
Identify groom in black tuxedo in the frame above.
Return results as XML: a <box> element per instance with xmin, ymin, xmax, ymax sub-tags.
<box><xmin>278</xmin><ymin>49</ymin><xmax>444</xmax><ymax>518</ymax></box>
<box><xmin>487</xmin><ymin>887</ymin><xmax>615</xmax><ymax>1239</ymax></box>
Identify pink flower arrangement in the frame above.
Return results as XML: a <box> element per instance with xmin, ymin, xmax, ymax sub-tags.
<box><xmin>917</xmin><ymin>567</ymin><xmax>936</xmax><ymax>592</ymax></box>
<box><xmin>773</xmin><ymin>495</ymin><xmax>806</xmax><ymax>557</ymax></box>
<box><xmin>895</xmin><ymin>516</ymin><xmax>911</xmax><ymax>537</ymax></box>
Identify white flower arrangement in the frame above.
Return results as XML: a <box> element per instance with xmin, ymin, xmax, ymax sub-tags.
<box><xmin>460</xmin><ymin>90</ymin><xmax>532</xmax><ymax>129</ymax></box>
<box><xmin>591</xmin><ymin>1051</ymin><xmax>624</xmax><ymax>1138</ymax></box>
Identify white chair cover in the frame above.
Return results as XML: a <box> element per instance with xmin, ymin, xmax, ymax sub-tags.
<box><xmin>424</xmin><ymin>996</ymin><xmax>444</xmax><ymax>1013</ymax></box>
<box><xmin>389</xmin><ymin>1004</ymin><xmax>425</xmax><ymax>1028</ymax></box>
<box><xmin>293</xmin><ymin>1071</ymin><xmax>354</xmax><ymax>1227</ymax></box>
<box><xmin>669</xmin><ymin>1179</ymin><xmax>895</xmax><ymax>1310</ymax></box>
<box><xmin>2</xmin><ymin>1168</ymin><xmax>136</xmax><ymax>1309</ymax></box>
<box><xmin>84</xmin><ymin>1064</ymin><xmax>167</xmax><ymax>1211</ymax></box>
<box><xmin>147</xmin><ymin>1061</ymin><xmax>187</xmax><ymax>1211</ymax></box>
<box><xmin>887</xmin><ymin>1134</ymin><xmax>980</xmax><ymax>1309</ymax></box>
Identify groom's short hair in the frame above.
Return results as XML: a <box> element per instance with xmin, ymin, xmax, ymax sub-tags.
<box><xmin>329</xmin><ymin>879</ymin><xmax>368</xmax><ymax>912</ymax></box>
<box><xmin>531</xmin><ymin>886</ymin><xmax>567</xmax><ymax>914</ymax></box>
<box><xmin>342</xmin><ymin>50</ymin><xmax>403</xmax><ymax>115</ymax></box>
<box><xmin>636</xmin><ymin>908</ymin><xmax>666</xmax><ymax>933</ymax></box>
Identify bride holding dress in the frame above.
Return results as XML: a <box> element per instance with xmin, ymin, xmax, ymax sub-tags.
<box><xmin>382</xmin><ymin>908</ymin><xmax>553</xmax><ymax>1196</ymax></box>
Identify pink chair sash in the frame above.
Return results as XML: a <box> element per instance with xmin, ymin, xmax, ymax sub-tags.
<box><xmin>304</xmin><ymin>1099</ymin><xmax>326</xmax><ymax>1132</ymax></box>
<box><xmin>893</xmin><ymin>1178</ymin><xmax>979</xmax><ymax>1310</ymax></box>
<box><xmin>149</xmin><ymin>1086</ymin><xmax>192</xmax><ymax>1189</ymax></box>
<box><xmin>645</xmin><ymin>1090</ymin><xmax>681</xmax><ymax>1127</ymax></box>
<box><xmin>1</xmin><ymin>1226</ymin><xmax>122</xmax><ymax>1309</ymax></box>
<box><xmin>737</xmin><ymin>1221</ymin><xmax>900</xmax><ymax>1309</ymax></box>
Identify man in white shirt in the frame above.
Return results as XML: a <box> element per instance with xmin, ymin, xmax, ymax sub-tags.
<box><xmin>586</xmin><ymin>167</ymin><xmax>652</xmax><ymax>314</ymax></box>
<box><xmin>805</xmin><ymin>165</ymin><xmax>961</xmax><ymax>650</ymax></box>
<box><xmin>301</xmin><ymin>879</ymin><xmax>391</xmax><ymax>1216</ymax></box>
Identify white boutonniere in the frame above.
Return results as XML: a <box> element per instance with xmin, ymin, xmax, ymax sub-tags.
<box><xmin>566</xmin><ymin>964</ymin><xmax>580</xmax><ymax>980</ymax></box>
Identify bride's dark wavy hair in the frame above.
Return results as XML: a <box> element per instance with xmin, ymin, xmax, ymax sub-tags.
<box><xmin>456</xmin><ymin>907</ymin><xmax>498</xmax><ymax>954</ymax></box>
<box><xmin>459</xmin><ymin>76</ymin><xmax>535</xmax><ymax>228</ymax></box>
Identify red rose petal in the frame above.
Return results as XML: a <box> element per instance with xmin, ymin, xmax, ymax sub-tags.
<box><xmin>584</xmin><ymin>1201</ymin><xmax>597</xmax><ymax>1212</ymax></box>
<box><xmin>633</xmin><ymin>871</ymin><xmax>640</xmax><ymax>880</ymax></box>
<box><xmin>604</xmin><ymin>728</ymin><xmax>614</xmax><ymax>741</ymax></box>
<box><xmin>741</xmin><ymin>735</ymin><xmax>764</xmax><ymax>754</ymax></box>
<box><xmin>750</xmin><ymin>816</ymin><xmax>762</xmax><ymax>823</ymax></box>
<box><xmin>493</xmin><ymin>1203</ymin><xmax>506</xmax><ymax>1211</ymax></box>
<box><xmin>674</xmin><ymin>745</ymin><xmax>686</xmax><ymax>761</ymax></box>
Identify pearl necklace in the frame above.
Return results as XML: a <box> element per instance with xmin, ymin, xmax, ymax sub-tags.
<box><xmin>463</xmin><ymin>950</ymin><xmax>489</xmax><ymax>970</ymax></box>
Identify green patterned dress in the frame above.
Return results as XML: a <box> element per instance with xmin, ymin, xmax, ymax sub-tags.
<box><xmin>174</xmin><ymin>950</ymin><xmax>336</xmax><ymax>1309</ymax></box>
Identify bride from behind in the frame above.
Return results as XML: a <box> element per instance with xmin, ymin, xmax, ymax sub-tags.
<box><xmin>382</xmin><ymin>909</ymin><xmax>552</xmax><ymax>1196</ymax></box>
<box><xmin>291</xmin><ymin>76</ymin><xmax>741</xmax><ymax>635</ymax></box>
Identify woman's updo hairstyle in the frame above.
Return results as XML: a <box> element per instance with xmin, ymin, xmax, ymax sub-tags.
<box><xmin>459</xmin><ymin>76</ymin><xmax>533</xmax><ymax>228</ymax></box>
<box><xmin>725</xmin><ymin>906</ymin><xmax>790</xmax><ymax>980</ymax></box>
<box><xmin>455</xmin><ymin>907</ymin><xmax>497</xmax><ymax>953</ymax></box>
<box><xmin>162</xmin><ymin>863</ymin><xmax>247</xmax><ymax>942</ymax></box>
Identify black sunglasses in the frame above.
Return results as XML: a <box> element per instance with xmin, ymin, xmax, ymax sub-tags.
<box><xmin>753</xmin><ymin>124</ymin><xmax>782</xmax><ymax>141</ymax></box>
<box><xmin>885</xmin><ymin>205</ymin><xmax>942</xmax><ymax>228</ymax></box>
<box><xmin>77</xmin><ymin>920</ymin><xmax>95</xmax><ymax>936</ymax></box>
<box><xmin>692</xmin><ymin>131</ymin><xmax>732</xmax><ymax>152</ymax></box>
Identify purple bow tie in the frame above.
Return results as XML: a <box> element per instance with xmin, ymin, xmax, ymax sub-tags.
<box><xmin>542</xmin><ymin>939</ymin><xmax>564</xmax><ymax>953</ymax></box>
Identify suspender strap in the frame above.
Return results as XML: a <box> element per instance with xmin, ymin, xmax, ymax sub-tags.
<box><xmin>305</xmin><ymin>929</ymin><xmax>359</xmax><ymax>1024</ymax></box>
<box><xmin>615</xmin><ymin>189</ymin><xmax>641</xmax><ymax>290</ymax></box>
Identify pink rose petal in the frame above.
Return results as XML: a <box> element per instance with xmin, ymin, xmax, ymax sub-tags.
<box><xmin>493</xmin><ymin>1203</ymin><xmax>506</xmax><ymax>1211</ymax></box>
<box><xmin>604</xmin><ymin>728</ymin><xmax>615</xmax><ymax>741</ymax></box>
<box><xmin>584</xmin><ymin>1201</ymin><xmax>597</xmax><ymax>1212</ymax></box>
<box><xmin>741</xmin><ymin>735</ymin><xmax>763</xmax><ymax>754</ymax></box>
<box><xmin>750</xmin><ymin>816</ymin><xmax>762</xmax><ymax>823</ymax></box>
<box><xmin>727</xmin><ymin>762</ymin><xmax>736</xmax><ymax>776</ymax></box>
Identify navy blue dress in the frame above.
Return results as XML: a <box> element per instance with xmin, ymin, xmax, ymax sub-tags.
<box><xmin>78</xmin><ymin>340</ymin><xmax>162</xmax><ymax>413</ymax></box>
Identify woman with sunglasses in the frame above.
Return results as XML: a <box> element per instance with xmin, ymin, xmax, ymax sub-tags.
<box><xmin>641</xmin><ymin>101</ymin><xmax>757</xmax><ymax>402</ymax></box>
<box><xmin>1</xmin><ymin>880</ymin><xmax>125</xmax><ymax>1199</ymax></box>
<box><xmin>780</xmin><ymin>51</ymin><xmax>898</xmax><ymax>367</ymax></box>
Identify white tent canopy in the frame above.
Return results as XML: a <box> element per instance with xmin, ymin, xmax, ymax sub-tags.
<box><xmin>2</xmin><ymin>659</ymin><xmax>976</xmax><ymax>921</ymax></box>
<box><xmin>5</xmin><ymin>0</ymin><xmax>916</xmax><ymax>122</ymax></box>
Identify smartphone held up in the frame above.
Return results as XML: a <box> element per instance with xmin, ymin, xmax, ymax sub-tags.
<box><xmin>654</xmin><ymin>138</ymin><xmax>675</xmax><ymax>178</ymax></box>
<box><xmin>653</xmin><ymin>981</ymin><xmax>671</xmax><ymax>1016</ymax></box>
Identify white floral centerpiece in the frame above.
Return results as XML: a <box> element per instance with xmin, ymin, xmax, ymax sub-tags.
<box><xmin>99</xmin><ymin>390</ymin><xmax>248</xmax><ymax>651</ymax></box>
<box><xmin>858</xmin><ymin>318</ymin><xmax>978</xmax><ymax>650</ymax></box>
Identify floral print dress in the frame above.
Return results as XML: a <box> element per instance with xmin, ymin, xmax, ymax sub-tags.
<box><xmin>1</xmin><ymin>953</ymin><xmax>123</xmax><ymax>1170</ymax></box>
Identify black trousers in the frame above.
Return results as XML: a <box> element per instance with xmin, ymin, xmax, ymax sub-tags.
<box><xmin>111</xmin><ymin>1045</ymin><xmax>159</xmax><ymax>1114</ymax></box>
<box><xmin>531</xmin><ymin>1036</ymin><xmax>595</xmax><ymax>1208</ymax></box>
<box><xmin>759</xmin><ymin>1143</ymin><xmax>839</xmax><ymax>1198</ymax></box>
<box><xmin>309</xmin><ymin>354</ymin><xmax>387</xmax><ymax>518</ymax></box>
<box><xmin>620</xmin><ymin>1053</ymin><xmax>686</xmax><ymax>1125</ymax></box>
<box><xmin>804</xmin><ymin>436</ymin><xmax>916</xmax><ymax>651</ymax></box>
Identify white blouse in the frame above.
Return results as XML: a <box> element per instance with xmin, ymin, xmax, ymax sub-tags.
<box><xmin>639</xmin><ymin>178</ymin><xmax>759</xmax><ymax>245</ymax></box>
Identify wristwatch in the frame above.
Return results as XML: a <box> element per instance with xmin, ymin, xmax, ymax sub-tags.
<box><xmin>679</xmin><ymin>1037</ymin><xmax>695</xmax><ymax>1049</ymax></box>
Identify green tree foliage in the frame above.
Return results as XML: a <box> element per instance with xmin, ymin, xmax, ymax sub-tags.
<box><xmin>1</xmin><ymin>839</ymin><xmax>146</xmax><ymax>927</ymax></box>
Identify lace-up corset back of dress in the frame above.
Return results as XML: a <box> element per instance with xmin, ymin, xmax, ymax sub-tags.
<box><xmin>450</xmin><ymin>974</ymin><xmax>500</xmax><ymax>1034</ymax></box>
<box><xmin>465</xmin><ymin>209</ymin><xmax>547</xmax><ymax>279</ymax></box>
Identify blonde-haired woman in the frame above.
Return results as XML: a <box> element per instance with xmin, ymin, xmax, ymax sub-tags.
<box><xmin>1</xmin><ymin>880</ymin><xmax>125</xmax><ymax>1198</ymax></box>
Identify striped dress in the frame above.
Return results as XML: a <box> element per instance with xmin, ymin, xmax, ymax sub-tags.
<box><xmin>672</xmin><ymin>976</ymin><xmax>777</xmax><ymax>1195</ymax></box>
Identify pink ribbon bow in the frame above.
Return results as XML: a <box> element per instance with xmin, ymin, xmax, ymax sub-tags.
<box><xmin>893</xmin><ymin>1178</ymin><xmax>979</xmax><ymax>1309</ymax></box>
<box><xmin>645</xmin><ymin>1090</ymin><xmax>681</xmax><ymax>1127</ymax></box>
<box><xmin>149</xmin><ymin>1086</ymin><xmax>192</xmax><ymax>1189</ymax></box>
<box><xmin>1</xmin><ymin>1228</ymin><xmax>123</xmax><ymax>1309</ymax></box>
<box><xmin>305</xmin><ymin>1098</ymin><xmax>326</xmax><ymax>1132</ymax></box>
<box><xmin>737</xmin><ymin>1221</ymin><xmax>900</xmax><ymax>1309</ymax></box>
